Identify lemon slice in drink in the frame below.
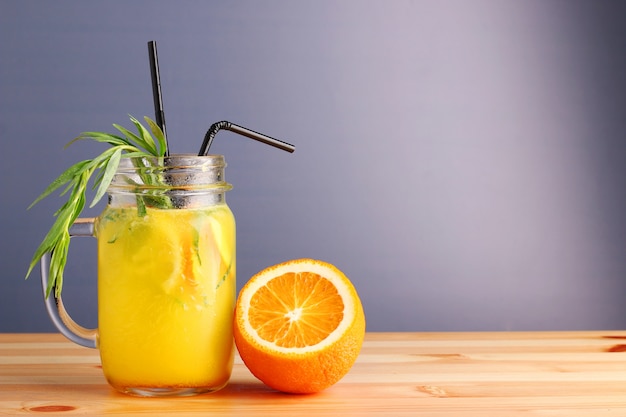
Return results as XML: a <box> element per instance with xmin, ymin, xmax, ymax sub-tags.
<box><xmin>126</xmin><ymin>209</ymin><xmax>185</xmax><ymax>296</ymax></box>
<box><xmin>195</xmin><ymin>206</ymin><xmax>235</xmax><ymax>290</ymax></box>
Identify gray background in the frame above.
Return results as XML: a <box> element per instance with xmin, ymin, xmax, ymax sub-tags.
<box><xmin>2</xmin><ymin>0</ymin><xmax>625</xmax><ymax>333</ymax></box>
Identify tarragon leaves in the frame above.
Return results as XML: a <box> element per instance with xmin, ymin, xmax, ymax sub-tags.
<box><xmin>90</xmin><ymin>147</ymin><xmax>122</xmax><ymax>208</ymax></box>
<box><xmin>26</xmin><ymin>116</ymin><xmax>168</xmax><ymax>298</ymax></box>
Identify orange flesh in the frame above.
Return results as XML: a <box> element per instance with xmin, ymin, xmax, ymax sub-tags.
<box><xmin>248</xmin><ymin>272</ymin><xmax>345</xmax><ymax>348</ymax></box>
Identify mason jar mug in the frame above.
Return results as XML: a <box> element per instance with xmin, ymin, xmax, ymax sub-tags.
<box><xmin>41</xmin><ymin>154</ymin><xmax>236</xmax><ymax>397</ymax></box>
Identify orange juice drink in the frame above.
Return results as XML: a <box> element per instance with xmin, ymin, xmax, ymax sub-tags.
<box><xmin>96</xmin><ymin>204</ymin><xmax>235</xmax><ymax>395</ymax></box>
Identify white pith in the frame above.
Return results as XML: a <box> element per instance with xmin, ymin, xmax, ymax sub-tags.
<box><xmin>241</xmin><ymin>261</ymin><xmax>355</xmax><ymax>354</ymax></box>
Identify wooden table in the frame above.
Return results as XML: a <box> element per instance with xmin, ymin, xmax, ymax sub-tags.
<box><xmin>1</xmin><ymin>332</ymin><xmax>626</xmax><ymax>415</ymax></box>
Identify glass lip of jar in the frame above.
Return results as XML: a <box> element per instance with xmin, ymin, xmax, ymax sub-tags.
<box><xmin>116</xmin><ymin>153</ymin><xmax>227</xmax><ymax>170</ymax></box>
<box><xmin>108</xmin><ymin>153</ymin><xmax>232</xmax><ymax>193</ymax></box>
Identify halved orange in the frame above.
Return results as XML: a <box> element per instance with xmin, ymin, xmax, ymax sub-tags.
<box><xmin>233</xmin><ymin>258</ymin><xmax>366</xmax><ymax>394</ymax></box>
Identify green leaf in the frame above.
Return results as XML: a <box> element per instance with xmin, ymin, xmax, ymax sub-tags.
<box><xmin>130</xmin><ymin>115</ymin><xmax>158</xmax><ymax>156</ymax></box>
<box><xmin>114</xmin><ymin>123</ymin><xmax>156</xmax><ymax>155</ymax></box>
<box><xmin>58</xmin><ymin>178</ymin><xmax>78</xmax><ymax>198</ymax></box>
<box><xmin>121</xmin><ymin>150</ymin><xmax>152</xmax><ymax>159</ymax></box>
<box><xmin>91</xmin><ymin>147</ymin><xmax>121</xmax><ymax>207</ymax></box>
<box><xmin>136</xmin><ymin>191</ymin><xmax>147</xmax><ymax>217</ymax></box>
<box><xmin>47</xmin><ymin>232</ymin><xmax>69</xmax><ymax>298</ymax></box>
<box><xmin>27</xmin><ymin>160</ymin><xmax>90</xmax><ymax>210</ymax></box>
<box><xmin>144</xmin><ymin>117</ymin><xmax>167</xmax><ymax>157</ymax></box>
<box><xmin>86</xmin><ymin>145</ymin><xmax>129</xmax><ymax>171</ymax></box>
<box><xmin>67</xmin><ymin>132</ymin><xmax>132</xmax><ymax>149</ymax></box>
<box><xmin>26</xmin><ymin>199</ymin><xmax>75</xmax><ymax>279</ymax></box>
<box><xmin>92</xmin><ymin>165</ymin><xmax>106</xmax><ymax>191</ymax></box>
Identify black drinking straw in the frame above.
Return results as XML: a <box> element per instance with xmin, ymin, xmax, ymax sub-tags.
<box><xmin>148</xmin><ymin>41</ymin><xmax>169</xmax><ymax>156</ymax></box>
<box><xmin>198</xmin><ymin>121</ymin><xmax>295</xmax><ymax>156</ymax></box>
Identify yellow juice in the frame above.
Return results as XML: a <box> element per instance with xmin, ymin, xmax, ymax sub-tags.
<box><xmin>96</xmin><ymin>204</ymin><xmax>235</xmax><ymax>395</ymax></box>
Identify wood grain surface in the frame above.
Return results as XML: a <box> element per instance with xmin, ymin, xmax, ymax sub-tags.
<box><xmin>1</xmin><ymin>332</ymin><xmax>625</xmax><ymax>415</ymax></box>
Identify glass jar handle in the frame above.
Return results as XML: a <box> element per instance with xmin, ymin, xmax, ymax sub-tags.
<box><xmin>41</xmin><ymin>218</ymin><xmax>98</xmax><ymax>349</ymax></box>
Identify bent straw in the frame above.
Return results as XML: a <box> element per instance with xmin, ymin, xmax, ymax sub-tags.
<box><xmin>198</xmin><ymin>121</ymin><xmax>295</xmax><ymax>156</ymax></box>
<box><xmin>148</xmin><ymin>41</ymin><xmax>169</xmax><ymax>156</ymax></box>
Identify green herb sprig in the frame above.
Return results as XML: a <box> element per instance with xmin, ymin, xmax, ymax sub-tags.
<box><xmin>26</xmin><ymin>115</ymin><xmax>168</xmax><ymax>298</ymax></box>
